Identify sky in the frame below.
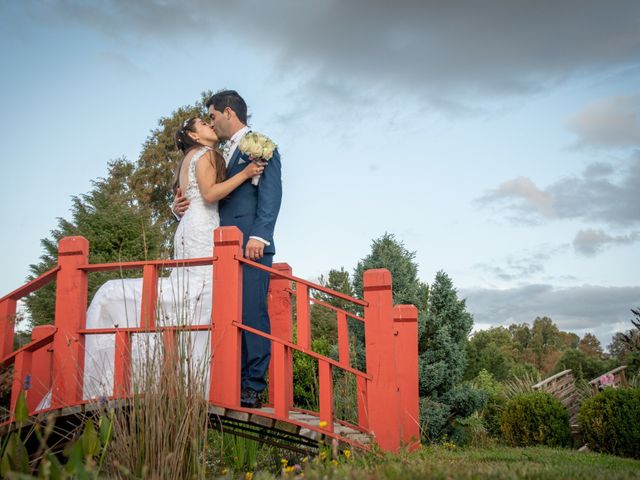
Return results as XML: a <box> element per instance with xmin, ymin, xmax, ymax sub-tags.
<box><xmin>1</xmin><ymin>1</ymin><xmax>639</xmax><ymax>348</ymax></box>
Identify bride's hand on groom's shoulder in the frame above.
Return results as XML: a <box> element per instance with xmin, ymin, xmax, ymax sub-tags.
<box><xmin>171</xmin><ymin>187</ymin><xmax>190</xmax><ymax>218</ymax></box>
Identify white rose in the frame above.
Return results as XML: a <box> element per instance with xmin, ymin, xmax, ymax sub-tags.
<box><xmin>251</xmin><ymin>143</ymin><xmax>263</xmax><ymax>158</ymax></box>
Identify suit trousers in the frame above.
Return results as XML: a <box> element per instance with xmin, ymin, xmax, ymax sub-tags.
<box><xmin>241</xmin><ymin>253</ymin><xmax>273</xmax><ymax>392</ymax></box>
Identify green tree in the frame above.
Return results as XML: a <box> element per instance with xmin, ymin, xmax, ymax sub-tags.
<box><xmin>25</xmin><ymin>159</ymin><xmax>165</xmax><ymax>326</ymax></box>
<box><xmin>420</xmin><ymin>271</ymin><xmax>485</xmax><ymax>440</ymax></box>
<box><xmin>310</xmin><ymin>268</ymin><xmax>357</xmax><ymax>341</ymax></box>
<box><xmin>578</xmin><ymin>333</ymin><xmax>604</xmax><ymax>359</ymax></box>
<box><xmin>554</xmin><ymin>348</ymin><xmax>614</xmax><ymax>380</ymax></box>
<box><xmin>465</xmin><ymin>327</ymin><xmax>517</xmax><ymax>381</ymax></box>
<box><xmin>130</xmin><ymin>93</ymin><xmax>211</xmax><ymax>235</ymax></box>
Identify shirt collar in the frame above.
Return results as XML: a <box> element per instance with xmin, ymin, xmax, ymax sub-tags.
<box><xmin>229</xmin><ymin>125</ymin><xmax>250</xmax><ymax>146</ymax></box>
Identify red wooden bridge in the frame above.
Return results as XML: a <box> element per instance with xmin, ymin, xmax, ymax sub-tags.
<box><xmin>0</xmin><ymin>227</ymin><xmax>419</xmax><ymax>453</ymax></box>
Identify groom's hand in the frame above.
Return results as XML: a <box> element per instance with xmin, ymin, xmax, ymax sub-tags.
<box><xmin>245</xmin><ymin>238</ymin><xmax>265</xmax><ymax>261</ymax></box>
<box><xmin>171</xmin><ymin>187</ymin><xmax>190</xmax><ymax>218</ymax></box>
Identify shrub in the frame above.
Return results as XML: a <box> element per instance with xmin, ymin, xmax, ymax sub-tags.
<box><xmin>578</xmin><ymin>387</ymin><xmax>640</xmax><ymax>458</ymax></box>
<box><xmin>500</xmin><ymin>392</ymin><xmax>571</xmax><ymax>447</ymax></box>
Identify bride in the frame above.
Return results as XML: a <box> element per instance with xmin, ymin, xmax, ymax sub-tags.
<box><xmin>79</xmin><ymin>118</ymin><xmax>264</xmax><ymax>400</ymax></box>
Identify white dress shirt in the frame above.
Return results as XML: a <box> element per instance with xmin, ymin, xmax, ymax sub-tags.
<box><xmin>223</xmin><ymin>126</ymin><xmax>270</xmax><ymax>247</ymax></box>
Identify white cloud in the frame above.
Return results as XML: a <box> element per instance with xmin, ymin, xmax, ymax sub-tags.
<box><xmin>573</xmin><ymin>229</ymin><xmax>640</xmax><ymax>256</ymax></box>
<box><xmin>568</xmin><ymin>93</ymin><xmax>640</xmax><ymax>149</ymax></box>
<box><xmin>476</xmin><ymin>154</ymin><xmax>640</xmax><ymax>227</ymax></box>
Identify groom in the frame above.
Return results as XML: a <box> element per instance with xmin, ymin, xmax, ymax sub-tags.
<box><xmin>174</xmin><ymin>90</ymin><xmax>282</xmax><ymax>408</ymax></box>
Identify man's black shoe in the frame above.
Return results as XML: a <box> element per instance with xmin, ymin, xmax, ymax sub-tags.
<box><xmin>240</xmin><ymin>388</ymin><xmax>262</xmax><ymax>408</ymax></box>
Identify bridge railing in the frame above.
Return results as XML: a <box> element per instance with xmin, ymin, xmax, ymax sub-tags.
<box><xmin>0</xmin><ymin>227</ymin><xmax>419</xmax><ymax>451</ymax></box>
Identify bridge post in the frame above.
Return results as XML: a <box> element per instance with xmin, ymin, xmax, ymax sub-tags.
<box><xmin>363</xmin><ymin>269</ymin><xmax>401</xmax><ymax>452</ymax></box>
<box><xmin>51</xmin><ymin>236</ymin><xmax>89</xmax><ymax>408</ymax></box>
<box><xmin>393</xmin><ymin>305</ymin><xmax>420</xmax><ymax>449</ymax></box>
<box><xmin>210</xmin><ymin>227</ymin><xmax>243</xmax><ymax>406</ymax></box>
<box><xmin>0</xmin><ymin>298</ymin><xmax>17</xmax><ymax>361</ymax></box>
<box><xmin>268</xmin><ymin>263</ymin><xmax>293</xmax><ymax>409</ymax></box>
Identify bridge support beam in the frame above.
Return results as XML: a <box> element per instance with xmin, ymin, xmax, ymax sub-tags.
<box><xmin>51</xmin><ymin>236</ymin><xmax>89</xmax><ymax>409</ymax></box>
<box><xmin>364</xmin><ymin>269</ymin><xmax>401</xmax><ymax>452</ymax></box>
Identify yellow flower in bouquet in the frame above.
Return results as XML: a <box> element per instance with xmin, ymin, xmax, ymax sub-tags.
<box><xmin>238</xmin><ymin>132</ymin><xmax>277</xmax><ymax>185</ymax></box>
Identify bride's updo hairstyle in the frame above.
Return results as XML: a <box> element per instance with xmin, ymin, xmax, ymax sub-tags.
<box><xmin>175</xmin><ymin>117</ymin><xmax>201</xmax><ymax>154</ymax></box>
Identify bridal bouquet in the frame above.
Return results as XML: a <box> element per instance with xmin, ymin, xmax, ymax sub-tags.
<box><xmin>238</xmin><ymin>132</ymin><xmax>277</xmax><ymax>186</ymax></box>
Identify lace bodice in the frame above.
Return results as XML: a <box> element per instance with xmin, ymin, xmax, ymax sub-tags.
<box><xmin>174</xmin><ymin>147</ymin><xmax>220</xmax><ymax>261</ymax></box>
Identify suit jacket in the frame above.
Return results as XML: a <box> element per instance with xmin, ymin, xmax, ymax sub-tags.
<box><xmin>219</xmin><ymin>144</ymin><xmax>282</xmax><ymax>256</ymax></box>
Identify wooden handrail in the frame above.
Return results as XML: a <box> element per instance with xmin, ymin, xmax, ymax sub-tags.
<box><xmin>0</xmin><ymin>266</ymin><xmax>60</xmax><ymax>303</ymax></box>
<box><xmin>236</xmin><ymin>256</ymin><xmax>368</xmax><ymax>308</ymax></box>
<box><xmin>232</xmin><ymin>321</ymin><xmax>371</xmax><ymax>380</ymax></box>
<box><xmin>0</xmin><ymin>329</ymin><xmax>56</xmax><ymax>367</ymax></box>
<box><xmin>78</xmin><ymin>256</ymin><xmax>217</xmax><ymax>272</ymax></box>
<box><xmin>532</xmin><ymin>369</ymin><xmax>572</xmax><ymax>390</ymax></box>
<box><xmin>77</xmin><ymin>325</ymin><xmax>212</xmax><ymax>335</ymax></box>
<box><xmin>309</xmin><ymin>297</ymin><xmax>365</xmax><ymax>323</ymax></box>
<box><xmin>589</xmin><ymin>365</ymin><xmax>627</xmax><ymax>385</ymax></box>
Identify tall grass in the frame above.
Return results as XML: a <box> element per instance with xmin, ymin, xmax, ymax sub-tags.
<box><xmin>104</xmin><ymin>327</ymin><xmax>211</xmax><ymax>479</ymax></box>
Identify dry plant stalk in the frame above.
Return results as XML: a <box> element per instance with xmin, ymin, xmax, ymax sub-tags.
<box><xmin>106</xmin><ymin>327</ymin><xmax>211</xmax><ymax>479</ymax></box>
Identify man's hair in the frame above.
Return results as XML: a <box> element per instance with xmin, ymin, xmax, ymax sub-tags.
<box><xmin>206</xmin><ymin>90</ymin><xmax>248</xmax><ymax>124</ymax></box>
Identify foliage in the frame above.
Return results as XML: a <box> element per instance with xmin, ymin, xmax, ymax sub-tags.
<box><xmin>130</xmin><ymin>94</ymin><xmax>211</xmax><ymax>233</ymax></box>
<box><xmin>470</xmin><ymin>369</ymin><xmax>507</xmax><ymax>437</ymax></box>
<box><xmin>310</xmin><ymin>268</ymin><xmax>359</xmax><ymax>353</ymax></box>
<box><xmin>579</xmin><ymin>333</ymin><xmax>605</xmax><ymax>358</ymax></box>
<box><xmin>418</xmin><ymin>271</ymin><xmax>485</xmax><ymax>441</ymax></box>
<box><xmin>500</xmin><ymin>392</ymin><xmax>571</xmax><ymax>447</ymax></box>
<box><xmin>1</xmin><ymin>391</ymin><xmax>113</xmax><ymax>478</ymax></box>
<box><xmin>578</xmin><ymin>387</ymin><xmax>640</xmax><ymax>459</ymax></box>
<box><xmin>292</xmin><ymin>337</ymin><xmax>331</xmax><ymax>409</ymax></box>
<box><xmin>465</xmin><ymin>327</ymin><xmax>518</xmax><ymax>381</ymax></box>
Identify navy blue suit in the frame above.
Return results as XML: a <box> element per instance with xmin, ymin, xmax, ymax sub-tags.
<box><xmin>219</xmin><ymin>140</ymin><xmax>282</xmax><ymax>393</ymax></box>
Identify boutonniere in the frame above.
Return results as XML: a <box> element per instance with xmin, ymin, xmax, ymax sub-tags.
<box><xmin>238</xmin><ymin>132</ymin><xmax>277</xmax><ymax>186</ymax></box>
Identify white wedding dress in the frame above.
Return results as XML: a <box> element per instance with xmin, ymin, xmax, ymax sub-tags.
<box><xmin>82</xmin><ymin>146</ymin><xmax>220</xmax><ymax>399</ymax></box>
<box><xmin>35</xmin><ymin>147</ymin><xmax>219</xmax><ymax>409</ymax></box>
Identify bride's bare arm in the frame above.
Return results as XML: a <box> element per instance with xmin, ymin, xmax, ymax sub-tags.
<box><xmin>195</xmin><ymin>151</ymin><xmax>264</xmax><ymax>203</ymax></box>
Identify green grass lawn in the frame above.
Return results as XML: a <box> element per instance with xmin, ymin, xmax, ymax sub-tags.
<box><xmin>244</xmin><ymin>445</ymin><xmax>640</xmax><ymax>480</ymax></box>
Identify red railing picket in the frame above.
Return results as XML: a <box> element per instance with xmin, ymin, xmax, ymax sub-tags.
<box><xmin>28</xmin><ymin>325</ymin><xmax>55</xmax><ymax>412</ymax></box>
<box><xmin>113</xmin><ymin>330</ymin><xmax>132</xmax><ymax>397</ymax></box>
<box><xmin>141</xmin><ymin>265</ymin><xmax>158</xmax><ymax>329</ymax></box>
<box><xmin>363</xmin><ymin>269</ymin><xmax>401</xmax><ymax>451</ymax></box>
<box><xmin>337</xmin><ymin>311</ymin><xmax>350</xmax><ymax>367</ymax></box>
<box><xmin>51</xmin><ymin>236</ymin><xmax>89</xmax><ymax>409</ymax></box>
<box><xmin>10</xmin><ymin>349</ymin><xmax>32</xmax><ymax>416</ymax></box>
<box><xmin>393</xmin><ymin>305</ymin><xmax>419</xmax><ymax>448</ymax></box>
<box><xmin>296</xmin><ymin>283</ymin><xmax>311</xmax><ymax>350</ymax></box>
<box><xmin>318</xmin><ymin>359</ymin><xmax>334</xmax><ymax>433</ymax></box>
<box><xmin>210</xmin><ymin>227</ymin><xmax>243</xmax><ymax>406</ymax></box>
<box><xmin>357</xmin><ymin>375</ymin><xmax>368</xmax><ymax>430</ymax></box>
<box><xmin>272</xmin><ymin>342</ymin><xmax>291</xmax><ymax>417</ymax></box>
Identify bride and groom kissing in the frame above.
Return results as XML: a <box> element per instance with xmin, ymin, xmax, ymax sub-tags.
<box><xmin>80</xmin><ymin>90</ymin><xmax>282</xmax><ymax>410</ymax></box>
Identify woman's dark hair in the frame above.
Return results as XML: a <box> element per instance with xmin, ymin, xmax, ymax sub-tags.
<box><xmin>173</xmin><ymin>117</ymin><xmax>226</xmax><ymax>192</ymax></box>
<box><xmin>175</xmin><ymin>117</ymin><xmax>200</xmax><ymax>154</ymax></box>
<box><xmin>206</xmin><ymin>90</ymin><xmax>248</xmax><ymax>124</ymax></box>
